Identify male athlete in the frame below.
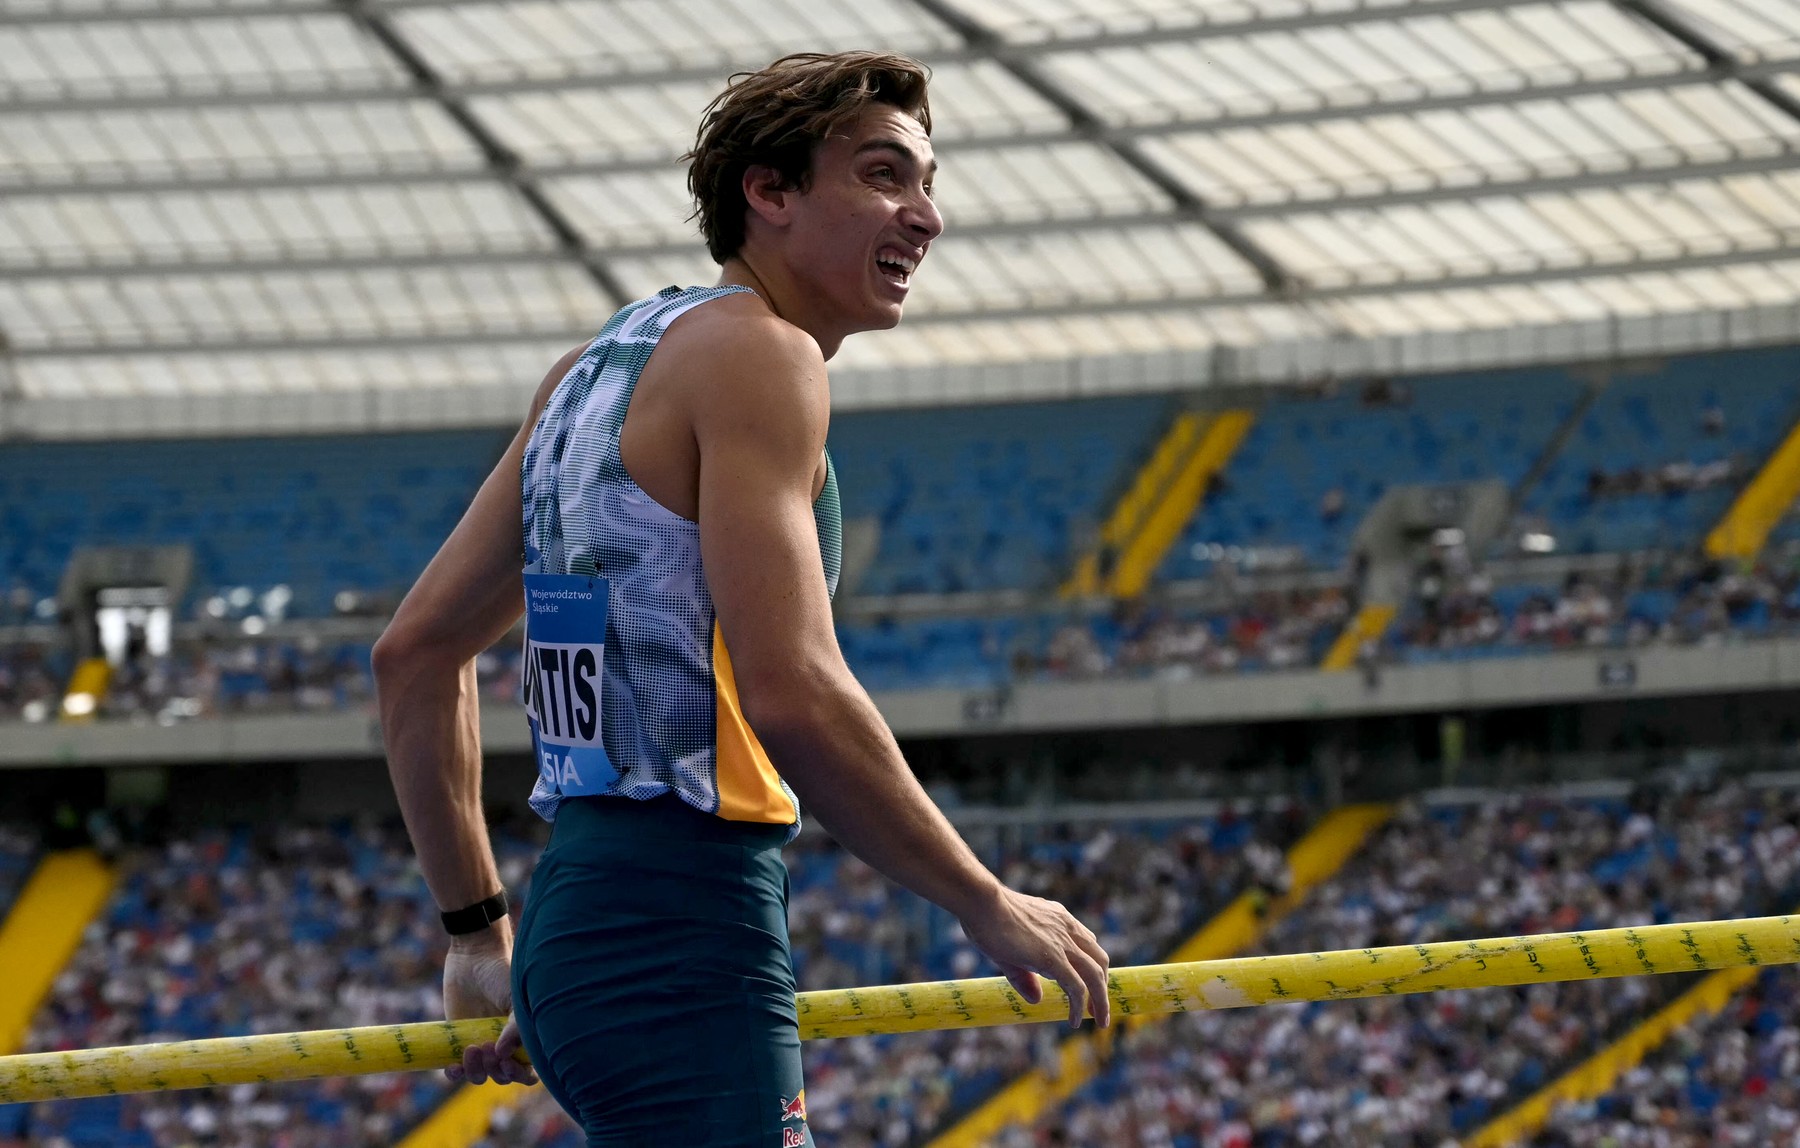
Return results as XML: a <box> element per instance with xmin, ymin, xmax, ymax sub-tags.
<box><xmin>374</xmin><ymin>51</ymin><xmax>1111</xmax><ymax>1146</ymax></box>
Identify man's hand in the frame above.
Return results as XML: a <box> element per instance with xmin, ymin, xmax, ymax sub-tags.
<box><xmin>441</xmin><ymin>924</ymin><xmax>537</xmax><ymax>1086</ymax></box>
<box><xmin>958</xmin><ymin>887</ymin><xmax>1112</xmax><ymax>1028</ymax></box>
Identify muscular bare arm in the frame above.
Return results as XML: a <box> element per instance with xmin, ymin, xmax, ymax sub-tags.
<box><xmin>685</xmin><ymin>313</ymin><xmax>1111</xmax><ymax>1026</ymax></box>
<box><xmin>371</xmin><ymin>342</ymin><xmax>584</xmax><ymax>1084</ymax></box>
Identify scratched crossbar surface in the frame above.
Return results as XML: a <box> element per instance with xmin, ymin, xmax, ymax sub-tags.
<box><xmin>4</xmin><ymin>915</ymin><xmax>1796</xmax><ymax>1104</ymax></box>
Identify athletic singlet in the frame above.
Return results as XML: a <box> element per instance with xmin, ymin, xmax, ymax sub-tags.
<box><xmin>519</xmin><ymin>285</ymin><xmax>843</xmax><ymax>838</ymax></box>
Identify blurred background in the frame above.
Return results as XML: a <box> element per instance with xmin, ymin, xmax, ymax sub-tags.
<box><xmin>4</xmin><ymin>0</ymin><xmax>1800</xmax><ymax>1145</ymax></box>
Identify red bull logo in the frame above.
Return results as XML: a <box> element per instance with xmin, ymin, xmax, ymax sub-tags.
<box><xmin>779</xmin><ymin>1090</ymin><xmax>807</xmax><ymax>1144</ymax></box>
<box><xmin>778</xmin><ymin>1090</ymin><xmax>806</xmax><ymax>1123</ymax></box>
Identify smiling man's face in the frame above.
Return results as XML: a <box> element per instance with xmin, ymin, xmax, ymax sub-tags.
<box><xmin>781</xmin><ymin>103</ymin><xmax>944</xmax><ymax>335</ymax></box>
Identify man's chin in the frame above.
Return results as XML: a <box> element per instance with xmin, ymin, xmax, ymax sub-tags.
<box><xmin>861</xmin><ymin>301</ymin><xmax>907</xmax><ymax>332</ymax></box>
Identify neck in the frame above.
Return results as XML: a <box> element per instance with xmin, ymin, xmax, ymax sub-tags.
<box><xmin>716</xmin><ymin>253</ymin><xmax>846</xmax><ymax>360</ymax></box>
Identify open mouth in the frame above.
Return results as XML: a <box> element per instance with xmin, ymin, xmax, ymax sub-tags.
<box><xmin>876</xmin><ymin>250</ymin><xmax>917</xmax><ymax>289</ymax></box>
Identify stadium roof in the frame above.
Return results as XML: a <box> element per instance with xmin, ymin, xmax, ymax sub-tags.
<box><xmin>5</xmin><ymin>0</ymin><xmax>1800</xmax><ymax>437</ymax></box>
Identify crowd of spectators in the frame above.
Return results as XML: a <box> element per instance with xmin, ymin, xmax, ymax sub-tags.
<box><xmin>12</xmin><ymin>545</ymin><xmax>1800</xmax><ymax>719</ymax></box>
<box><xmin>0</xmin><ymin>805</ymin><xmax>1301</xmax><ymax>1148</ymax></box>
<box><xmin>1387</xmin><ymin>548</ymin><xmax>1800</xmax><ymax>662</ymax></box>
<box><xmin>0</xmin><ymin>644</ymin><xmax>63</xmax><ymax>722</ymax></box>
<box><xmin>1025</xmin><ymin>588</ymin><xmax>1354</xmax><ymax>682</ymax></box>
<box><xmin>1005</xmin><ymin>782</ymin><xmax>1800</xmax><ymax>1148</ymax></box>
<box><xmin>96</xmin><ymin>638</ymin><xmax>377</xmax><ymax>723</ymax></box>
<box><xmin>4</xmin><ymin>819</ymin><xmax>549</xmax><ymax>1148</ymax></box>
<box><xmin>1583</xmin><ymin>458</ymin><xmax>1746</xmax><ymax>501</ymax></box>
<box><xmin>1530</xmin><ymin>967</ymin><xmax>1800</xmax><ymax>1147</ymax></box>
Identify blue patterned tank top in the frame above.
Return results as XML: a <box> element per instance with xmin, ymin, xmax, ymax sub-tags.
<box><xmin>519</xmin><ymin>285</ymin><xmax>843</xmax><ymax>836</ymax></box>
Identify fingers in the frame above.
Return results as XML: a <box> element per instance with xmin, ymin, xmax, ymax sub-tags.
<box><xmin>1000</xmin><ymin>965</ymin><xmax>1042</xmax><ymax>1004</ymax></box>
<box><xmin>1073</xmin><ymin>947</ymin><xmax>1111</xmax><ymax>1028</ymax></box>
<box><xmin>496</xmin><ymin>1019</ymin><xmax>539</xmax><ymax>1086</ymax></box>
<box><xmin>1066</xmin><ymin>918</ymin><xmax>1112</xmax><ymax>1027</ymax></box>
<box><xmin>1070</xmin><ymin>917</ymin><xmax>1110</xmax><ymax>974</ymax></box>
<box><xmin>452</xmin><ymin>1029</ymin><xmax>536</xmax><ymax>1087</ymax></box>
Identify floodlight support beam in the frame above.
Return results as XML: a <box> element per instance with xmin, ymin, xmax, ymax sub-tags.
<box><xmin>902</xmin><ymin>0</ymin><xmax>1298</xmax><ymax>299</ymax></box>
<box><xmin>333</xmin><ymin>0</ymin><xmax>629</xmax><ymax>311</ymax></box>
<box><xmin>1613</xmin><ymin>0</ymin><xmax>1800</xmax><ymax>128</ymax></box>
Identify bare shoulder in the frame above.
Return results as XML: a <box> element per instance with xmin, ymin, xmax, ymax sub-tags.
<box><xmin>658</xmin><ymin>292</ymin><xmax>829</xmax><ymax>426</ymax></box>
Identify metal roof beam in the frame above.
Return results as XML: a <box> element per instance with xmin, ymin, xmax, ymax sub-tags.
<box><xmin>17</xmin><ymin>240</ymin><xmax>1798</xmax><ymax>358</ymax></box>
<box><xmin>905</xmin><ymin>0</ymin><xmax>1297</xmax><ymax>296</ymax></box>
<box><xmin>1613</xmin><ymin>0</ymin><xmax>1800</xmax><ymax>128</ymax></box>
<box><xmin>333</xmin><ymin>0</ymin><xmax>628</xmax><ymax>308</ymax></box>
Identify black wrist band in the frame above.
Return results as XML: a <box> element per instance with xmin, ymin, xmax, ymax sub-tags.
<box><xmin>441</xmin><ymin>890</ymin><xmax>509</xmax><ymax>936</ymax></box>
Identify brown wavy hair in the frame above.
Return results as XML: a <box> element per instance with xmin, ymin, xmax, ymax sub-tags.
<box><xmin>686</xmin><ymin>51</ymin><xmax>932</xmax><ymax>265</ymax></box>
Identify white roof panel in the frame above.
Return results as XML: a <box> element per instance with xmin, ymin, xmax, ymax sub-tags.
<box><xmin>0</xmin><ymin>12</ymin><xmax>406</xmax><ymax>101</ymax></box>
<box><xmin>0</xmin><ymin>182</ymin><xmax>552</xmax><ymax>268</ymax></box>
<box><xmin>16</xmin><ymin>340</ymin><xmax>570</xmax><ymax>399</ymax></box>
<box><xmin>389</xmin><ymin>0</ymin><xmax>956</xmax><ymax>85</ymax></box>
<box><xmin>1145</xmin><ymin>82</ymin><xmax>1800</xmax><ymax>207</ymax></box>
<box><xmin>4</xmin><ymin>0</ymin><xmax>1800</xmax><ymax>414</ymax></box>
<box><xmin>0</xmin><ymin>102</ymin><xmax>484</xmax><ymax>191</ymax></box>
<box><xmin>1035</xmin><ymin>3</ymin><xmax>1697</xmax><ymax>126</ymax></box>
<box><xmin>0</xmin><ymin>262</ymin><xmax>607</xmax><ymax>349</ymax></box>
<box><xmin>1659</xmin><ymin>0</ymin><xmax>1800</xmax><ymax>63</ymax></box>
<box><xmin>1244</xmin><ymin>172</ymin><xmax>1800</xmax><ymax>290</ymax></box>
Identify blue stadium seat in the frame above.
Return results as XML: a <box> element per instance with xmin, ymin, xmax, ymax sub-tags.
<box><xmin>1161</xmin><ymin>369</ymin><xmax>1583</xmax><ymax>579</ymax></box>
<box><xmin>1525</xmin><ymin>348</ymin><xmax>1800</xmax><ymax>554</ymax></box>
<box><xmin>0</xmin><ymin>431</ymin><xmax>510</xmax><ymax>617</ymax></box>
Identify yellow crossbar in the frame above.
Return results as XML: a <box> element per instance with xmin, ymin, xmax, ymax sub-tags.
<box><xmin>1320</xmin><ymin>602</ymin><xmax>1396</xmax><ymax>671</ymax></box>
<box><xmin>5</xmin><ymin>913</ymin><xmax>1797</xmax><ymax>1106</ymax></box>
<box><xmin>0</xmin><ymin>851</ymin><xmax>117</xmax><ymax>1056</ymax></box>
<box><xmin>1706</xmin><ymin>417</ymin><xmax>1800</xmax><ymax>559</ymax></box>
<box><xmin>929</xmin><ymin>802</ymin><xmax>1392</xmax><ymax>1148</ymax></box>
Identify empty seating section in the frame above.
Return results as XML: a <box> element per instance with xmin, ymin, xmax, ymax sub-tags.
<box><xmin>828</xmin><ymin>396</ymin><xmax>1169</xmax><ymax>595</ymax></box>
<box><xmin>1525</xmin><ymin>348</ymin><xmax>1800</xmax><ymax>555</ymax></box>
<box><xmin>0</xmin><ymin>432</ymin><xmax>509</xmax><ymax>617</ymax></box>
<box><xmin>1160</xmin><ymin>371</ymin><xmax>1584</xmax><ymax>580</ymax></box>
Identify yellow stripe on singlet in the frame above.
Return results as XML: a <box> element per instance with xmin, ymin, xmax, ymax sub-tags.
<box><xmin>711</xmin><ymin>622</ymin><xmax>798</xmax><ymax>826</ymax></box>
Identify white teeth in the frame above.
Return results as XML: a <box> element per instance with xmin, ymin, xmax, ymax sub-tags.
<box><xmin>878</xmin><ymin>252</ymin><xmax>918</xmax><ymax>274</ymax></box>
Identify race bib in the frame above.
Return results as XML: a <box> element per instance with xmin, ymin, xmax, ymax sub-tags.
<box><xmin>521</xmin><ymin>573</ymin><xmax>618</xmax><ymax>795</ymax></box>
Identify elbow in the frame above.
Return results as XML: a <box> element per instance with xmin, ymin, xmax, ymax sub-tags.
<box><xmin>371</xmin><ymin>620</ymin><xmax>445</xmax><ymax>686</ymax></box>
<box><xmin>736</xmin><ymin>662</ymin><xmax>849</xmax><ymax>748</ymax></box>
<box><xmin>370</xmin><ymin>625</ymin><xmax>413</xmax><ymax>684</ymax></box>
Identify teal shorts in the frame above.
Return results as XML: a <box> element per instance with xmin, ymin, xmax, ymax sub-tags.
<box><xmin>511</xmin><ymin>794</ymin><xmax>814</xmax><ymax>1147</ymax></box>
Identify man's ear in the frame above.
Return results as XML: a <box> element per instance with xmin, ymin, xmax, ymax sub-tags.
<box><xmin>742</xmin><ymin>164</ymin><xmax>795</xmax><ymax>229</ymax></box>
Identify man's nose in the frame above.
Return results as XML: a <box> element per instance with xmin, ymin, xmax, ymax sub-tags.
<box><xmin>905</xmin><ymin>189</ymin><xmax>944</xmax><ymax>243</ymax></box>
